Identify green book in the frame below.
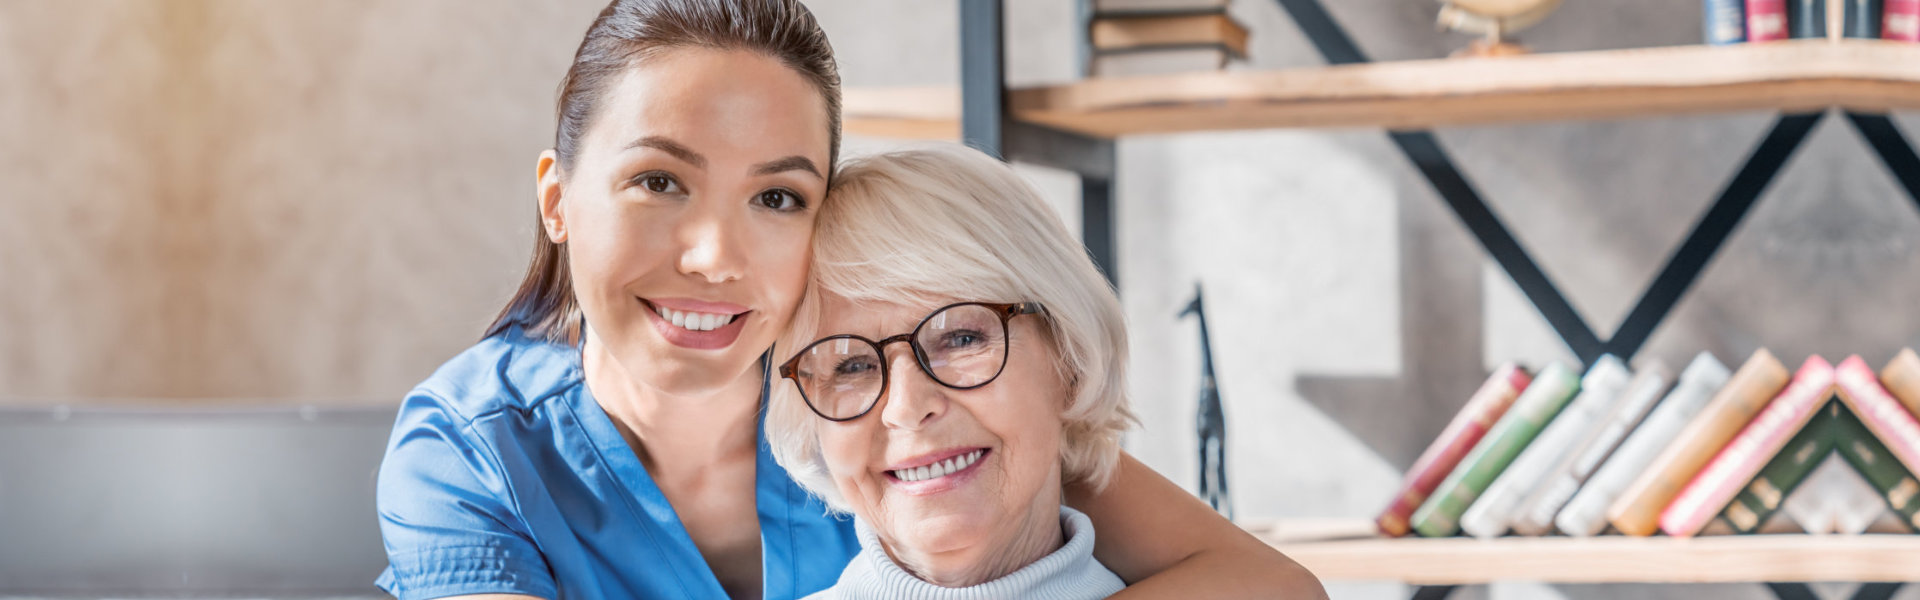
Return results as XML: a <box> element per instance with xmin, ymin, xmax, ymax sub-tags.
<box><xmin>1720</xmin><ymin>399</ymin><xmax>1837</xmax><ymax>533</ymax></box>
<box><xmin>1411</xmin><ymin>362</ymin><xmax>1582</xmax><ymax>537</ymax></box>
<box><xmin>1833</xmin><ymin>404</ymin><xmax>1920</xmax><ymax>533</ymax></box>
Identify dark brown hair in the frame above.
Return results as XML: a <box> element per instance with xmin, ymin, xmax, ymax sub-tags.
<box><xmin>487</xmin><ymin>0</ymin><xmax>842</xmax><ymax>343</ymax></box>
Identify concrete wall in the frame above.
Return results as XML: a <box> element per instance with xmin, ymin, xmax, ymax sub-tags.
<box><xmin>1</xmin><ymin>1</ymin><xmax>1917</xmax><ymax>598</ymax></box>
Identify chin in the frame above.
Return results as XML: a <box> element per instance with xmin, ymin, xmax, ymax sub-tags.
<box><xmin>886</xmin><ymin>504</ymin><xmax>999</xmax><ymax>556</ymax></box>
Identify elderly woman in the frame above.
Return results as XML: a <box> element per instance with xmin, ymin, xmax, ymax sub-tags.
<box><xmin>768</xmin><ymin>145</ymin><xmax>1137</xmax><ymax>599</ymax></box>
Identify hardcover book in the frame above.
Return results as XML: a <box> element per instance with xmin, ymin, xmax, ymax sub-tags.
<box><xmin>1608</xmin><ymin>348</ymin><xmax>1789</xmax><ymax>537</ymax></box>
<box><xmin>1411</xmin><ymin>362</ymin><xmax>1581</xmax><ymax>538</ymax></box>
<box><xmin>1377</xmin><ymin>363</ymin><xmax>1533</xmax><ymax>537</ymax></box>
<box><xmin>1556</xmin><ymin>352</ymin><xmax>1731</xmax><ymax>537</ymax></box>
<box><xmin>1462</xmin><ymin>356</ymin><xmax>1632</xmax><ymax>539</ymax></box>
<box><xmin>1748</xmin><ymin>0</ymin><xmax>1792</xmax><ymax>40</ymax></box>
<box><xmin>1706</xmin><ymin>0</ymin><xmax>1750</xmax><ymax>43</ymax></box>
<box><xmin>1719</xmin><ymin>399</ymin><xmax>1837</xmax><ymax>534</ymax></box>
<box><xmin>1887</xmin><ymin>0</ymin><xmax>1920</xmax><ymax>40</ymax></box>
<box><xmin>1659</xmin><ymin>356</ymin><xmax>1835</xmax><ymax>537</ymax></box>
<box><xmin>1513</xmin><ymin>360</ymin><xmax>1673</xmax><ymax>536</ymax></box>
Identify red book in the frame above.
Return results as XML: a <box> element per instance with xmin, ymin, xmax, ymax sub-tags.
<box><xmin>1889</xmin><ymin>0</ymin><xmax>1920</xmax><ymax>41</ymax></box>
<box><xmin>1376</xmin><ymin>364</ymin><xmax>1532</xmax><ymax>536</ymax></box>
<box><xmin>1747</xmin><ymin>0</ymin><xmax>1790</xmax><ymax>40</ymax></box>
<box><xmin>1658</xmin><ymin>355</ymin><xmax>1834</xmax><ymax>537</ymax></box>
<box><xmin>1835</xmin><ymin>354</ymin><xmax>1920</xmax><ymax>475</ymax></box>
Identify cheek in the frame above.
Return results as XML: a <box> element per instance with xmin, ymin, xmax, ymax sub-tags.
<box><xmin>818</xmin><ymin>425</ymin><xmax>878</xmax><ymax>499</ymax></box>
<box><xmin>752</xmin><ymin>222</ymin><xmax>813</xmax><ymax>308</ymax></box>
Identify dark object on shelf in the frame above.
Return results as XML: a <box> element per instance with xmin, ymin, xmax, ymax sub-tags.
<box><xmin>1181</xmin><ymin>283</ymin><xmax>1232</xmax><ymax>518</ymax></box>
<box><xmin>1789</xmin><ymin>0</ymin><xmax>1828</xmax><ymax>38</ymax></box>
<box><xmin>1846</xmin><ymin>0</ymin><xmax>1884</xmax><ymax>37</ymax></box>
<box><xmin>1706</xmin><ymin>0</ymin><xmax>1749</xmax><ymax>44</ymax></box>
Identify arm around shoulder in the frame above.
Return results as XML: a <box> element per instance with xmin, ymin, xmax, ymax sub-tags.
<box><xmin>1067</xmin><ymin>452</ymin><xmax>1328</xmax><ymax>599</ymax></box>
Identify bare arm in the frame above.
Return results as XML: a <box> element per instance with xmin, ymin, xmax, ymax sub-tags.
<box><xmin>1067</xmin><ymin>452</ymin><xmax>1328</xmax><ymax>599</ymax></box>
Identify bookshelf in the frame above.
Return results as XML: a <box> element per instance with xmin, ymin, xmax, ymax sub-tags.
<box><xmin>1246</xmin><ymin>519</ymin><xmax>1920</xmax><ymax>585</ymax></box>
<box><xmin>950</xmin><ymin>1</ymin><xmax>1920</xmax><ymax>598</ymax></box>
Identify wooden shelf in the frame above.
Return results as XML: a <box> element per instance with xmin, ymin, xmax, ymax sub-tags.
<box><xmin>843</xmin><ymin>85</ymin><xmax>960</xmax><ymax>140</ymax></box>
<box><xmin>1011</xmin><ymin>39</ymin><xmax>1920</xmax><ymax>136</ymax></box>
<box><xmin>1245</xmin><ymin>519</ymin><xmax>1920</xmax><ymax>585</ymax></box>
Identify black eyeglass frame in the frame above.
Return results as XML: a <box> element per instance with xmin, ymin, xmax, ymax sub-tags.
<box><xmin>777</xmin><ymin>301</ymin><xmax>1046</xmax><ymax>422</ymax></box>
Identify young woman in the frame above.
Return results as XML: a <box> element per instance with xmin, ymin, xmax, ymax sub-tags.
<box><xmin>373</xmin><ymin>1</ymin><xmax>1326</xmax><ymax>599</ymax></box>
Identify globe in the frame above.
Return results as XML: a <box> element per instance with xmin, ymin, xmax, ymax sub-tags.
<box><xmin>1438</xmin><ymin>0</ymin><xmax>1563</xmax><ymax>57</ymax></box>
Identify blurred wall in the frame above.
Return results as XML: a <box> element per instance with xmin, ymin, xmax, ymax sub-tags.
<box><xmin>1</xmin><ymin>1</ymin><xmax>1918</xmax><ymax>599</ymax></box>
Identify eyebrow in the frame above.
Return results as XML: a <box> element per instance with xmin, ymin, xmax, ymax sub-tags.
<box><xmin>752</xmin><ymin>155</ymin><xmax>823</xmax><ymax>179</ymax></box>
<box><xmin>625</xmin><ymin>136</ymin><xmax>706</xmax><ymax>169</ymax></box>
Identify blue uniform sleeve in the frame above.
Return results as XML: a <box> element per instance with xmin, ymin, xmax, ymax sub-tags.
<box><xmin>375</xmin><ymin>391</ymin><xmax>559</xmax><ymax>600</ymax></box>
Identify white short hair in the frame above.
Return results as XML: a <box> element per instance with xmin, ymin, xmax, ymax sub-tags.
<box><xmin>767</xmin><ymin>144</ymin><xmax>1136</xmax><ymax>513</ymax></box>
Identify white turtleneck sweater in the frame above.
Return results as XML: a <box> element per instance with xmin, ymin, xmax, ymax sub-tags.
<box><xmin>804</xmin><ymin>506</ymin><xmax>1125</xmax><ymax>600</ymax></box>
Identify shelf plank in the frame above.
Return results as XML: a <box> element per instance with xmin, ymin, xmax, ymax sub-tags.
<box><xmin>843</xmin><ymin>85</ymin><xmax>960</xmax><ymax>140</ymax></box>
<box><xmin>1012</xmin><ymin>40</ymin><xmax>1920</xmax><ymax>136</ymax></box>
<box><xmin>1246</xmin><ymin>518</ymin><xmax>1920</xmax><ymax>584</ymax></box>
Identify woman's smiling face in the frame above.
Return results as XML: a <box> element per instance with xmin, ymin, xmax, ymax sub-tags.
<box><xmin>543</xmin><ymin>47</ymin><xmax>830</xmax><ymax>396</ymax></box>
<box><xmin>811</xmin><ymin>293</ymin><xmax>1072</xmax><ymax>584</ymax></box>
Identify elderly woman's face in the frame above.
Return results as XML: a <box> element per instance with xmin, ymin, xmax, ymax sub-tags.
<box><xmin>813</xmin><ymin>293</ymin><xmax>1070</xmax><ymax>578</ymax></box>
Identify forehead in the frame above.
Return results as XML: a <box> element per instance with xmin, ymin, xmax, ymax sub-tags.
<box><xmin>581</xmin><ymin>47</ymin><xmax>832</xmax><ymax>167</ymax></box>
<box><xmin>816</xmin><ymin>294</ymin><xmax>950</xmax><ymax>335</ymax></box>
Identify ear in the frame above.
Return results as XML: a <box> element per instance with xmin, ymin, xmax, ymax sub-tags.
<box><xmin>537</xmin><ymin>149</ymin><xmax>568</xmax><ymax>243</ymax></box>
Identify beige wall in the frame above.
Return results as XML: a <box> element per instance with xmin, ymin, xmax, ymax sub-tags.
<box><xmin>0</xmin><ymin>1</ymin><xmax>606</xmax><ymax>400</ymax></box>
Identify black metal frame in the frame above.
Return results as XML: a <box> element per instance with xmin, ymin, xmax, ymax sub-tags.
<box><xmin>958</xmin><ymin>1</ymin><xmax>1920</xmax><ymax>598</ymax></box>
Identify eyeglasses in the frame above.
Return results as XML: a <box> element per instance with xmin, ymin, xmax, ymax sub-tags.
<box><xmin>778</xmin><ymin>301</ymin><xmax>1045</xmax><ymax>422</ymax></box>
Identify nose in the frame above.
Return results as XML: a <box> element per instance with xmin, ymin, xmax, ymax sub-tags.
<box><xmin>674</xmin><ymin>198</ymin><xmax>747</xmax><ymax>284</ymax></box>
<box><xmin>877</xmin><ymin>343</ymin><xmax>947</xmax><ymax>431</ymax></box>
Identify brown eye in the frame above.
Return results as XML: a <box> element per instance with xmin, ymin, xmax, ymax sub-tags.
<box><xmin>756</xmin><ymin>189</ymin><xmax>805</xmax><ymax>212</ymax></box>
<box><xmin>644</xmin><ymin>175</ymin><xmax>677</xmax><ymax>193</ymax></box>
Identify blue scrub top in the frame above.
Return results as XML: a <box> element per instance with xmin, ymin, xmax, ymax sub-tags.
<box><xmin>374</xmin><ymin>330</ymin><xmax>859</xmax><ymax>600</ymax></box>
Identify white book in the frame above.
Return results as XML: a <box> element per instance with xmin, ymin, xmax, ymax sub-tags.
<box><xmin>1510</xmin><ymin>359</ymin><xmax>1672</xmax><ymax>535</ymax></box>
<box><xmin>1554</xmin><ymin>352</ymin><xmax>1732</xmax><ymax>537</ymax></box>
<box><xmin>1093</xmin><ymin>0</ymin><xmax>1230</xmax><ymax>13</ymax></box>
<box><xmin>1090</xmin><ymin>47</ymin><xmax>1233</xmax><ymax>77</ymax></box>
<box><xmin>1461</xmin><ymin>355</ymin><xmax>1630</xmax><ymax>539</ymax></box>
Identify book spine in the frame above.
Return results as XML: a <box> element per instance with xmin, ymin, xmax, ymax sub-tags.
<box><xmin>1608</xmin><ymin>348</ymin><xmax>1790</xmax><ymax>537</ymax></box>
<box><xmin>1887</xmin><ymin>0</ymin><xmax>1920</xmax><ymax>40</ymax></box>
<box><xmin>1555</xmin><ymin>352</ymin><xmax>1731</xmax><ymax>537</ymax></box>
<box><xmin>1848</xmin><ymin>0</ymin><xmax>1885</xmax><ymax>36</ymax></box>
<box><xmin>1833</xmin><ymin>404</ymin><xmax>1920</xmax><ymax>532</ymax></box>
<box><xmin>1878</xmin><ymin>348</ymin><xmax>1920</xmax><ymax>416</ymax></box>
<box><xmin>1513</xmin><ymin>360</ymin><xmax>1673</xmax><ymax>535</ymax></box>
<box><xmin>1659</xmin><ymin>356</ymin><xmax>1836</xmax><ymax>537</ymax></box>
<box><xmin>1748</xmin><ymin>0</ymin><xmax>1792</xmax><ymax>39</ymax></box>
<box><xmin>1720</xmin><ymin>400</ymin><xmax>1837</xmax><ymax>534</ymax></box>
<box><xmin>1790</xmin><ymin>0</ymin><xmax>1830</xmax><ymax>37</ymax></box>
<box><xmin>1376</xmin><ymin>363</ymin><xmax>1532</xmax><ymax>537</ymax></box>
<box><xmin>1835</xmin><ymin>354</ymin><xmax>1920</xmax><ymax>475</ymax></box>
<box><xmin>1461</xmin><ymin>356</ymin><xmax>1631</xmax><ymax>539</ymax></box>
<box><xmin>1410</xmin><ymin>362</ymin><xmax>1582</xmax><ymax>538</ymax></box>
<box><xmin>1707</xmin><ymin>0</ymin><xmax>1751</xmax><ymax>43</ymax></box>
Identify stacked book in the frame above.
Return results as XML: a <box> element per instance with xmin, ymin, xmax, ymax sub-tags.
<box><xmin>1705</xmin><ymin>0</ymin><xmax>1913</xmax><ymax>43</ymax></box>
<box><xmin>1377</xmin><ymin>348</ymin><xmax>1920</xmax><ymax>538</ymax></box>
<box><xmin>1090</xmin><ymin>0</ymin><xmax>1249</xmax><ymax>77</ymax></box>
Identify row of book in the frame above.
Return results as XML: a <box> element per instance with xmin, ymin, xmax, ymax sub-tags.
<box><xmin>1705</xmin><ymin>0</ymin><xmax>1920</xmax><ymax>44</ymax></box>
<box><xmin>1089</xmin><ymin>0</ymin><xmax>1247</xmax><ymax>77</ymax></box>
<box><xmin>1376</xmin><ymin>348</ymin><xmax>1920</xmax><ymax>538</ymax></box>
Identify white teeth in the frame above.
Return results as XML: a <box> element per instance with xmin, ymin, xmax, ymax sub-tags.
<box><xmin>893</xmin><ymin>450</ymin><xmax>986</xmax><ymax>483</ymax></box>
<box><xmin>657</xmin><ymin>307</ymin><xmax>736</xmax><ymax>332</ymax></box>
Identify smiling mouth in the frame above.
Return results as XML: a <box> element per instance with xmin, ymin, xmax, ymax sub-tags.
<box><xmin>889</xmin><ymin>449</ymin><xmax>987</xmax><ymax>483</ymax></box>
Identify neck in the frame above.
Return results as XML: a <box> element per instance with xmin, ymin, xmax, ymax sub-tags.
<box><xmin>885</xmin><ymin>490</ymin><xmax>1066</xmax><ymax>588</ymax></box>
<box><xmin>581</xmin><ymin>328</ymin><xmax>763</xmax><ymax>473</ymax></box>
